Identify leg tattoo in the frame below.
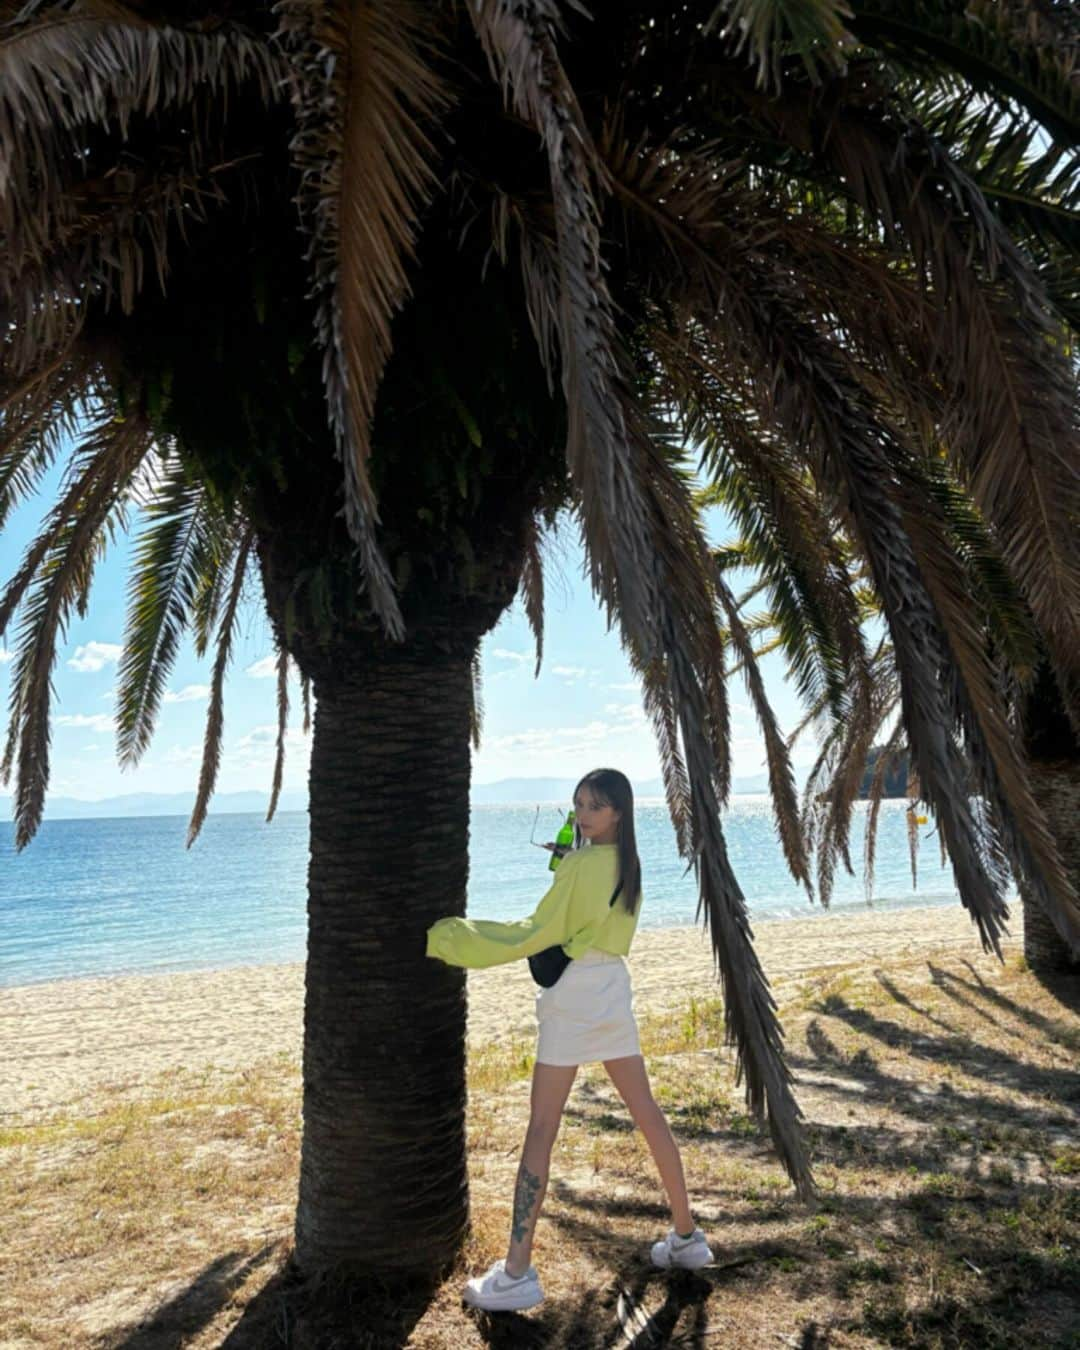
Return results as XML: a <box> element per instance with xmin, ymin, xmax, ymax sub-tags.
<box><xmin>511</xmin><ymin>1161</ymin><xmax>542</xmax><ymax>1243</ymax></box>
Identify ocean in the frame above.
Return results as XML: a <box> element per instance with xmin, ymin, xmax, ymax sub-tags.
<box><xmin>0</xmin><ymin>797</ymin><xmax>968</xmax><ymax>989</ymax></box>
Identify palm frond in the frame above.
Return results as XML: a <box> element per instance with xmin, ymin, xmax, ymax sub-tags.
<box><xmin>706</xmin><ymin>0</ymin><xmax>856</xmax><ymax>88</ymax></box>
<box><xmin>274</xmin><ymin>0</ymin><xmax>448</xmax><ymax>642</ymax></box>
<box><xmin>266</xmin><ymin>640</ymin><xmax>291</xmax><ymax>823</ymax></box>
<box><xmin>519</xmin><ymin>511</ymin><xmax>546</xmax><ymax>678</ymax></box>
<box><xmin>468</xmin><ymin>647</ymin><xmax>483</xmax><ymax>751</ymax></box>
<box><xmin>186</xmin><ymin>526</ymin><xmax>254</xmax><ymax>848</ymax></box>
<box><xmin>850</xmin><ymin>0</ymin><xmax>1080</xmax><ymax>144</ymax></box>
<box><xmin>3</xmin><ymin>145</ymin><xmax>265</xmax><ymax>371</ymax></box>
<box><xmin>472</xmin><ymin>0</ymin><xmax>813</xmax><ymax>1196</ymax></box>
<box><xmin>0</xmin><ymin>405</ymin><xmax>154</xmax><ymax>848</ymax></box>
<box><xmin>0</xmin><ymin>350</ymin><xmax>91</xmax><ymax>530</ymax></box>
<box><xmin>713</xmin><ymin>565</ymin><xmax>810</xmax><ymax>892</ymax></box>
<box><xmin>301</xmin><ymin>669</ymin><xmax>312</xmax><ymax>735</ymax></box>
<box><xmin>114</xmin><ymin>449</ymin><xmax>237</xmax><ymax>769</ymax></box>
<box><xmin>863</xmin><ymin>709</ymin><xmax>907</xmax><ymax>899</ymax></box>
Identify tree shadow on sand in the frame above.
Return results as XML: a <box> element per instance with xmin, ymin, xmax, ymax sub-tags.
<box><xmin>97</xmin><ymin>966</ymin><xmax>1078</xmax><ymax>1349</ymax></box>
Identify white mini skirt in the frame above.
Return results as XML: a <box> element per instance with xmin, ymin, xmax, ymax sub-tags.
<box><xmin>535</xmin><ymin>948</ymin><xmax>642</xmax><ymax>1066</ymax></box>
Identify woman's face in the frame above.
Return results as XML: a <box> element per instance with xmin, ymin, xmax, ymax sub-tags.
<box><xmin>573</xmin><ymin>785</ymin><xmax>622</xmax><ymax>843</ymax></box>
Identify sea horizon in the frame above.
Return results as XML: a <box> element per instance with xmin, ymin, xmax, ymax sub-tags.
<box><xmin>1</xmin><ymin>797</ymin><xmax>980</xmax><ymax>991</ymax></box>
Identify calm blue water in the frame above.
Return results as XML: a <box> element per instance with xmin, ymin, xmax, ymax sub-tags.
<box><xmin>0</xmin><ymin>797</ymin><xmax>967</xmax><ymax>989</ymax></box>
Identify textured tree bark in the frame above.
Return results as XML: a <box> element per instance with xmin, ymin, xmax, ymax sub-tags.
<box><xmin>1019</xmin><ymin>759</ymin><xmax>1080</xmax><ymax>974</ymax></box>
<box><xmin>291</xmin><ymin>648</ymin><xmax>473</xmax><ymax>1276</ymax></box>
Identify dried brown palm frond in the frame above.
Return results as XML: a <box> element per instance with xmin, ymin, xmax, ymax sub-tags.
<box><xmin>186</xmin><ymin>525</ymin><xmax>253</xmax><ymax>848</ymax></box>
<box><xmin>705</xmin><ymin>0</ymin><xmax>856</xmax><ymax>89</ymax></box>
<box><xmin>0</xmin><ymin>9</ymin><xmax>285</xmax><ymax>260</ymax></box>
<box><xmin>266</xmin><ymin>640</ymin><xmax>291</xmax><ymax>823</ymax></box>
<box><xmin>0</xmin><ymin>405</ymin><xmax>155</xmax><ymax>847</ymax></box>
<box><xmin>274</xmin><ymin>0</ymin><xmax>449</xmax><ymax>642</ymax></box>
<box><xmin>6</xmin><ymin>146</ymin><xmax>264</xmax><ymax>364</ymax></box>
<box><xmin>470</xmin><ymin>0</ymin><xmax>813</xmax><ymax>1197</ymax></box>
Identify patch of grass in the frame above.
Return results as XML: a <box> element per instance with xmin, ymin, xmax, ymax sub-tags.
<box><xmin>3</xmin><ymin>944</ymin><xmax>1078</xmax><ymax>1349</ymax></box>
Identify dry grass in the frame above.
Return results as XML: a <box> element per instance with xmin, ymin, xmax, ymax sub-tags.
<box><xmin>2</xmin><ymin>951</ymin><xmax>1078</xmax><ymax>1349</ymax></box>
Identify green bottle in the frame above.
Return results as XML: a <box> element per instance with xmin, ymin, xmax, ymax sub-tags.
<box><xmin>549</xmin><ymin>809</ymin><xmax>575</xmax><ymax>871</ymax></box>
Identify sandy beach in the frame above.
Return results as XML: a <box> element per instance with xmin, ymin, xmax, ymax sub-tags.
<box><xmin>0</xmin><ymin>903</ymin><xmax>1017</xmax><ymax>1124</ymax></box>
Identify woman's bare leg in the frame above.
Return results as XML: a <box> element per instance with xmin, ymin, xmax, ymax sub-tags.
<box><xmin>503</xmin><ymin>1061</ymin><xmax>578</xmax><ymax>1277</ymax></box>
<box><xmin>603</xmin><ymin>1053</ymin><xmax>695</xmax><ymax>1233</ymax></box>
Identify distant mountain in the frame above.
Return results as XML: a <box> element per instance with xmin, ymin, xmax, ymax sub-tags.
<box><xmin>469</xmin><ymin>771</ymin><xmax>785</xmax><ymax>804</ymax></box>
<box><xmin>0</xmin><ymin>789</ymin><xmax>310</xmax><ymax>821</ymax></box>
<box><xmin>0</xmin><ymin>769</ymin><xmax>794</xmax><ymax>821</ymax></box>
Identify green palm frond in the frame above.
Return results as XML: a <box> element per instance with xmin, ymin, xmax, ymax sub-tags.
<box><xmin>850</xmin><ymin>0</ymin><xmax>1080</xmax><ymax>144</ymax></box>
<box><xmin>0</xmin><ymin>406</ymin><xmax>154</xmax><ymax>847</ymax></box>
<box><xmin>186</xmin><ymin>526</ymin><xmax>254</xmax><ymax>848</ymax></box>
<box><xmin>266</xmin><ymin>641</ymin><xmax>291</xmax><ymax>823</ymax></box>
<box><xmin>0</xmin><ymin>351</ymin><xmax>91</xmax><ymax>530</ymax></box>
<box><xmin>114</xmin><ymin>449</ymin><xmax>238</xmax><ymax>769</ymax></box>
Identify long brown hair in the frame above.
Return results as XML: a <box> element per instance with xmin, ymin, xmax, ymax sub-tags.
<box><xmin>571</xmin><ymin>768</ymin><xmax>642</xmax><ymax>916</ymax></box>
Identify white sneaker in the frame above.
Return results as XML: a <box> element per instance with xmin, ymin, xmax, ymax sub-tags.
<box><xmin>650</xmin><ymin>1226</ymin><xmax>713</xmax><ymax>1270</ymax></box>
<box><xmin>462</xmin><ymin>1257</ymin><xmax>544</xmax><ymax>1311</ymax></box>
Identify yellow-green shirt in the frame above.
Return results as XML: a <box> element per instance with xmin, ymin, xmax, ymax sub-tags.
<box><xmin>425</xmin><ymin>844</ymin><xmax>640</xmax><ymax>969</ymax></box>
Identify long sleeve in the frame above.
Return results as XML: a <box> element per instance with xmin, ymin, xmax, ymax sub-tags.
<box><xmin>427</xmin><ymin>853</ymin><xmax>595</xmax><ymax>969</ymax></box>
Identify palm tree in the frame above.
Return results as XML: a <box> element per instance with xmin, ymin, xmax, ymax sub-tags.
<box><xmin>3</xmin><ymin>0</ymin><xmax>1079</xmax><ymax>1281</ymax></box>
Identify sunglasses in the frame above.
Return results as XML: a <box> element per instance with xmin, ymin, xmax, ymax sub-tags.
<box><xmin>528</xmin><ymin>803</ymin><xmax>571</xmax><ymax>849</ymax></box>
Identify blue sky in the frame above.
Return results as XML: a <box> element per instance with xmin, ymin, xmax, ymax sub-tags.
<box><xmin>0</xmin><ymin>441</ymin><xmax>816</xmax><ymax>803</ymax></box>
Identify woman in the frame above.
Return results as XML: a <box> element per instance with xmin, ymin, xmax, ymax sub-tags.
<box><xmin>426</xmin><ymin>767</ymin><xmax>713</xmax><ymax>1313</ymax></box>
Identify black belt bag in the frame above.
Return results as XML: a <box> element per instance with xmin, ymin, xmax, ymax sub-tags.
<box><xmin>527</xmin><ymin>880</ymin><xmax>624</xmax><ymax>988</ymax></box>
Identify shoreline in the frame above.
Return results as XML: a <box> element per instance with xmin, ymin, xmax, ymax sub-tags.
<box><xmin>0</xmin><ymin>889</ymin><xmax>982</xmax><ymax>995</ymax></box>
<box><xmin>1</xmin><ymin>902</ymin><xmax>1019</xmax><ymax>1124</ymax></box>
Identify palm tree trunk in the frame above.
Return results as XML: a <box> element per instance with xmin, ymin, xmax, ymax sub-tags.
<box><xmin>1019</xmin><ymin>759</ymin><xmax>1080</xmax><ymax>973</ymax></box>
<box><xmin>292</xmin><ymin>650</ymin><xmax>473</xmax><ymax>1276</ymax></box>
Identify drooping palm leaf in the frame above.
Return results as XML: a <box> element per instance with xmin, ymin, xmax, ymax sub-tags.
<box><xmin>266</xmin><ymin>640</ymin><xmax>291</xmax><ymax>822</ymax></box>
<box><xmin>0</xmin><ymin>405</ymin><xmax>154</xmax><ymax>846</ymax></box>
<box><xmin>114</xmin><ymin>448</ymin><xmax>237</xmax><ymax>768</ymax></box>
<box><xmin>470</xmin><ymin>0</ymin><xmax>814</xmax><ymax>1196</ymax></box>
<box><xmin>274</xmin><ymin>0</ymin><xmax>448</xmax><ymax>641</ymax></box>
<box><xmin>186</xmin><ymin>525</ymin><xmax>253</xmax><ymax>847</ymax></box>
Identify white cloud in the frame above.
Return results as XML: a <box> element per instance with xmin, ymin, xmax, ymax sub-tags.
<box><xmin>603</xmin><ymin>701</ymin><xmax>645</xmax><ymax>720</ymax></box>
<box><xmin>163</xmin><ymin>684</ymin><xmax>210</xmax><ymax>704</ymax></box>
<box><xmin>163</xmin><ymin>743</ymin><xmax>203</xmax><ymax>764</ymax></box>
<box><xmin>606</xmin><ymin>681</ymin><xmax>638</xmax><ymax>691</ymax></box>
<box><xmin>67</xmin><ymin>641</ymin><xmax>122</xmax><ymax>673</ymax></box>
<box><xmin>552</xmin><ymin>665</ymin><xmax>585</xmax><ymax>677</ymax></box>
<box><xmin>56</xmin><ymin>713</ymin><xmax>115</xmax><ymax>733</ymax></box>
<box><xmin>492</xmin><ymin>648</ymin><xmax>528</xmax><ymax>663</ymax></box>
<box><xmin>245</xmin><ymin>654</ymin><xmax>278</xmax><ymax>679</ymax></box>
<box><xmin>235</xmin><ymin>724</ymin><xmax>310</xmax><ymax>752</ymax></box>
<box><xmin>0</xmin><ymin>647</ymin><xmax>13</xmax><ymax>665</ymax></box>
